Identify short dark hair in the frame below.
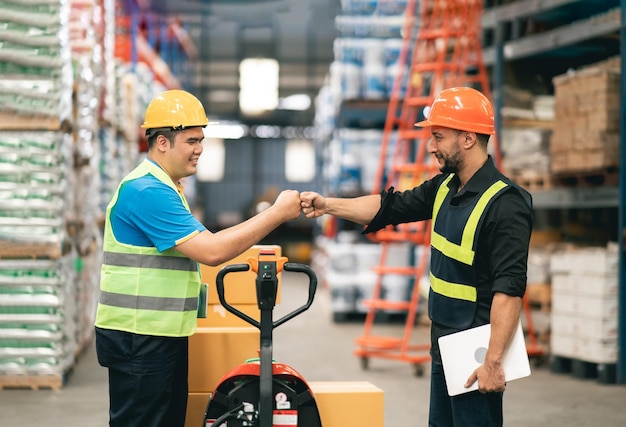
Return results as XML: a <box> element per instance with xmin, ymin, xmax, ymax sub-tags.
<box><xmin>476</xmin><ymin>133</ymin><xmax>490</xmax><ymax>148</ymax></box>
<box><xmin>456</xmin><ymin>130</ymin><xmax>490</xmax><ymax>148</ymax></box>
<box><xmin>146</xmin><ymin>128</ymin><xmax>180</xmax><ymax>149</ymax></box>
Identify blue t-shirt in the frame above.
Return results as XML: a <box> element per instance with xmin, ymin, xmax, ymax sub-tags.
<box><xmin>110</xmin><ymin>171</ymin><xmax>207</xmax><ymax>253</ymax></box>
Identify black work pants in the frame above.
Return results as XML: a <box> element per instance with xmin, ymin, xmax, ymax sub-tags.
<box><xmin>95</xmin><ymin>327</ymin><xmax>189</xmax><ymax>427</ymax></box>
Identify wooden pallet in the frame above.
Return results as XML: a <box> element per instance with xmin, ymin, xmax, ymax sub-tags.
<box><xmin>0</xmin><ymin>241</ymin><xmax>67</xmax><ymax>260</ymax></box>
<box><xmin>552</xmin><ymin>167</ymin><xmax>619</xmax><ymax>188</ymax></box>
<box><xmin>0</xmin><ymin>111</ymin><xmax>71</xmax><ymax>131</ymax></box>
<box><xmin>0</xmin><ymin>373</ymin><xmax>64</xmax><ymax>390</ymax></box>
<box><xmin>551</xmin><ymin>355</ymin><xmax>617</xmax><ymax>384</ymax></box>
<box><xmin>510</xmin><ymin>171</ymin><xmax>554</xmax><ymax>191</ymax></box>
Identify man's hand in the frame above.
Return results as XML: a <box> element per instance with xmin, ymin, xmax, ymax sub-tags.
<box><xmin>465</xmin><ymin>359</ymin><xmax>506</xmax><ymax>394</ymax></box>
<box><xmin>300</xmin><ymin>191</ymin><xmax>326</xmax><ymax>219</ymax></box>
<box><xmin>273</xmin><ymin>190</ymin><xmax>303</xmax><ymax>221</ymax></box>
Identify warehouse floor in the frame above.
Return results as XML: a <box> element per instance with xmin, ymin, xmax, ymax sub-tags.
<box><xmin>1</xmin><ymin>271</ymin><xmax>626</xmax><ymax>427</ymax></box>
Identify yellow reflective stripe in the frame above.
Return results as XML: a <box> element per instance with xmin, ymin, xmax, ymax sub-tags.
<box><xmin>462</xmin><ymin>180</ymin><xmax>508</xmax><ymax>249</ymax></box>
<box><xmin>431</xmin><ymin>174</ymin><xmax>454</xmax><ymax>234</ymax></box>
<box><xmin>431</xmin><ymin>231</ymin><xmax>475</xmax><ymax>265</ymax></box>
<box><xmin>430</xmin><ymin>272</ymin><xmax>477</xmax><ymax>302</ymax></box>
<box><xmin>431</xmin><ymin>179</ymin><xmax>509</xmax><ymax>266</ymax></box>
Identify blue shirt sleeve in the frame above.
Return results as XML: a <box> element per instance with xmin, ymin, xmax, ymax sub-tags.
<box><xmin>110</xmin><ymin>174</ymin><xmax>207</xmax><ymax>252</ymax></box>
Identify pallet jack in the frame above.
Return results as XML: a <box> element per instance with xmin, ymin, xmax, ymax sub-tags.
<box><xmin>203</xmin><ymin>249</ymin><xmax>323</xmax><ymax>427</ymax></box>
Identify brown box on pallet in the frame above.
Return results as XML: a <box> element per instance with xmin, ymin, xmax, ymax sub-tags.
<box><xmin>185</xmin><ymin>382</ymin><xmax>385</xmax><ymax>427</ymax></box>
<box><xmin>550</xmin><ymin>145</ymin><xmax>619</xmax><ymax>174</ymax></box>
<box><xmin>196</xmin><ymin>303</ymin><xmax>260</xmax><ymax>328</ymax></box>
<box><xmin>550</xmin><ymin>67</ymin><xmax>621</xmax><ymax>174</ymax></box>
<box><xmin>188</xmin><ymin>327</ymin><xmax>259</xmax><ymax>393</ymax></box>
<box><xmin>199</xmin><ymin>245</ymin><xmax>282</xmax><ymax>305</ymax></box>
<box><xmin>185</xmin><ymin>392</ymin><xmax>210</xmax><ymax>427</ymax></box>
<box><xmin>310</xmin><ymin>381</ymin><xmax>385</xmax><ymax>427</ymax></box>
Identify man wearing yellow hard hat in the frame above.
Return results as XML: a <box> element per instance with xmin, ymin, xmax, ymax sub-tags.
<box><xmin>94</xmin><ymin>90</ymin><xmax>302</xmax><ymax>427</ymax></box>
<box><xmin>300</xmin><ymin>87</ymin><xmax>533</xmax><ymax>427</ymax></box>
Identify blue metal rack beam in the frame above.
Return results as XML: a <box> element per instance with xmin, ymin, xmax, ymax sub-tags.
<box><xmin>483</xmin><ymin>8</ymin><xmax>620</xmax><ymax>64</ymax></box>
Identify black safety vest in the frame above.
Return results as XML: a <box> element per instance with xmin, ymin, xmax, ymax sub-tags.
<box><xmin>428</xmin><ymin>174</ymin><xmax>510</xmax><ymax>329</ymax></box>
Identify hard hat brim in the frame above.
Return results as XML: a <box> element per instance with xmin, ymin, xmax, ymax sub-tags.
<box><xmin>414</xmin><ymin>119</ymin><xmax>432</xmax><ymax>127</ymax></box>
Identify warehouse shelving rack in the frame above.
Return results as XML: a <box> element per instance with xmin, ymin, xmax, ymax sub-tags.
<box><xmin>483</xmin><ymin>0</ymin><xmax>625</xmax><ymax>383</ymax></box>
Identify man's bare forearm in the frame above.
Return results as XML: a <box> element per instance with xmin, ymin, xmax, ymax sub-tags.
<box><xmin>324</xmin><ymin>194</ymin><xmax>381</xmax><ymax>225</ymax></box>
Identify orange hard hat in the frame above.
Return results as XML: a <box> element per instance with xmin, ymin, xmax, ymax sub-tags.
<box><xmin>141</xmin><ymin>90</ymin><xmax>209</xmax><ymax>130</ymax></box>
<box><xmin>415</xmin><ymin>87</ymin><xmax>495</xmax><ymax>134</ymax></box>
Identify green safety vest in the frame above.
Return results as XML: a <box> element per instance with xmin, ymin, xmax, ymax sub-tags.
<box><xmin>95</xmin><ymin>160</ymin><xmax>201</xmax><ymax>337</ymax></box>
<box><xmin>428</xmin><ymin>174</ymin><xmax>509</xmax><ymax>329</ymax></box>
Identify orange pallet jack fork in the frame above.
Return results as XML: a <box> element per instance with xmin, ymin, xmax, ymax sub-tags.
<box><xmin>354</xmin><ymin>0</ymin><xmax>543</xmax><ymax>375</ymax></box>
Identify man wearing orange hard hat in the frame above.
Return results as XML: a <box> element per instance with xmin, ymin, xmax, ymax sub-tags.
<box><xmin>95</xmin><ymin>90</ymin><xmax>302</xmax><ymax>427</ymax></box>
<box><xmin>300</xmin><ymin>87</ymin><xmax>533</xmax><ymax>426</ymax></box>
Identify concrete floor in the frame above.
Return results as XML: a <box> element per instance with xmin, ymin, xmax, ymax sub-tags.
<box><xmin>1</xmin><ymin>271</ymin><xmax>626</xmax><ymax>426</ymax></box>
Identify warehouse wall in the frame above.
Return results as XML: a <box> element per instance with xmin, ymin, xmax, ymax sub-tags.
<box><xmin>196</xmin><ymin>137</ymin><xmax>320</xmax><ymax>230</ymax></box>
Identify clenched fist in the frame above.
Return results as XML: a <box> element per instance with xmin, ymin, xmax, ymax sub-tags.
<box><xmin>300</xmin><ymin>191</ymin><xmax>326</xmax><ymax>219</ymax></box>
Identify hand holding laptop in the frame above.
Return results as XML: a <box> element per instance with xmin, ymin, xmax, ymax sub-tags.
<box><xmin>438</xmin><ymin>320</ymin><xmax>531</xmax><ymax>396</ymax></box>
<box><xmin>464</xmin><ymin>353</ymin><xmax>507</xmax><ymax>393</ymax></box>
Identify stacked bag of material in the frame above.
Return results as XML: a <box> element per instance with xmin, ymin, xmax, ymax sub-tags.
<box><xmin>0</xmin><ymin>0</ymin><xmax>73</xmax><ymax>127</ymax></box>
<box><xmin>331</xmin><ymin>0</ymin><xmax>415</xmax><ymax>100</ymax></box>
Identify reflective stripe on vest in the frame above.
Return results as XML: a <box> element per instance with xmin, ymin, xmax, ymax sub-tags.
<box><xmin>103</xmin><ymin>251</ymin><xmax>198</xmax><ymax>272</ymax></box>
<box><xmin>429</xmin><ymin>272</ymin><xmax>477</xmax><ymax>302</ymax></box>
<box><xmin>99</xmin><ymin>291</ymin><xmax>198</xmax><ymax>311</ymax></box>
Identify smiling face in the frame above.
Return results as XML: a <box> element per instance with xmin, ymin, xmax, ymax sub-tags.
<box><xmin>156</xmin><ymin>127</ymin><xmax>205</xmax><ymax>182</ymax></box>
<box><xmin>427</xmin><ymin>126</ymin><xmax>465</xmax><ymax>174</ymax></box>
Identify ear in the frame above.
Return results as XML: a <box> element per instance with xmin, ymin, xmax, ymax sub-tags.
<box><xmin>462</xmin><ymin>132</ymin><xmax>477</xmax><ymax>149</ymax></box>
<box><xmin>155</xmin><ymin>134</ymin><xmax>169</xmax><ymax>153</ymax></box>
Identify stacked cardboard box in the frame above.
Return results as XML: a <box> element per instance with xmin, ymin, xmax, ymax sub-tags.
<box><xmin>185</xmin><ymin>245</ymin><xmax>385</xmax><ymax>427</ymax></box>
<box><xmin>550</xmin><ymin>66</ymin><xmax>620</xmax><ymax>174</ymax></box>
<box><xmin>185</xmin><ymin>246</ymin><xmax>271</xmax><ymax>427</ymax></box>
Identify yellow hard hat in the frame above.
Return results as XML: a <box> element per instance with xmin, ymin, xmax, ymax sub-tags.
<box><xmin>141</xmin><ymin>90</ymin><xmax>209</xmax><ymax>130</ymax></box>
<box><xmin>415</xmin><ymin>87</ymin><xmax>495</xmax><ymax>135</ymax></box>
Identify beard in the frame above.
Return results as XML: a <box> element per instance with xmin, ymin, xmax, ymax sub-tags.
<box><xmin>437</xmin><ymin>140</ymin><xmax>463</xmax><ymax>174</ymax></box>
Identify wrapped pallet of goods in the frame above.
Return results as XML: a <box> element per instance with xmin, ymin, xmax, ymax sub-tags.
<box><xmin>499</xmin><ymin>85</ymin><xmax>555</xmax><ymax>191</ymax></box>
<box><xmin>0</xmin><ymin>0</ymin><xmax>75</xmax><ymax>390</ymax></box>
<box><xmin>549</xmin><ymin>243</ymin><xmax>619</xmax><ymax>384</ymax></box>
<box><xmin>0</xmin><ymin>0</ymin><xmax>117</xmax><ymax>390</ymax></box>
<box><xmin>550</xmin><ymin>57</ymin><xmax>620</xmax><ymax>186</ymax></box>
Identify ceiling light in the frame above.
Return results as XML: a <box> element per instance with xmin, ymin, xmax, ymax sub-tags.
<box><xmin>278</xmin><ymin>94</ymin><xmax>311</xmax><ymax>111</ymax></box>
<box><xmin>204</xmin><ymin>122</ymin><xmax>248</xmax><ymax>139</ymax></box>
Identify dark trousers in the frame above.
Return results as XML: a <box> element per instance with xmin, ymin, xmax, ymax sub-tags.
<box><xmin>429</xmin><ymin>361</ymin><xmax>503</xmax><ymax>427</ymax></box>
<box><xmin>95</xmin><ymin>327</ymin><xmax>189</xmax><ymax>427</ymax></box>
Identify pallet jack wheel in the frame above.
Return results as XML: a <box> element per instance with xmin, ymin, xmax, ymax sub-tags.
<box><xmin>360</xmin><ymin>356</ymin><xmax>369</xmax><ymax>370</ymax></box>
<box><xmin>413</xmin><ymin>363</ymin><xmax>425</xmax><ymax>377</ymax></box>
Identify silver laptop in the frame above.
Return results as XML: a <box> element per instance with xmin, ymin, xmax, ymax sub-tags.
<box><xmin>438</xmin><ymin>320</ymin><xmax>531</xmax><ymax>396</ymax></box>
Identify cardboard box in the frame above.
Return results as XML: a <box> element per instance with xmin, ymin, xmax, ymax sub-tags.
<box><xmin>200</xmin><ymin>245</ymin><xmax>282</xmax><ymax>305</ymax></box>
<box><xmin>185</xmin><ymin>381</ymin><xmax>385</xmax><ymax>426</ymax></box>
<box><xmin>309</xmin><ymin>381</ymin><xmax>384</xmax><ymax>427</ymax></box>
<box><xmin>197</xmin><ymin>303</ymin><xmax>260</xmax><ymax>328</ymax></box>
<box><xmin>185</xmin><ymin>392</ymin><xmax>210</xmax><ymax>427</ymax></box>
<box><xmin>188</xmin><ymin>327</ymin><xmax>259</xmax><ymax>392</ymax></box>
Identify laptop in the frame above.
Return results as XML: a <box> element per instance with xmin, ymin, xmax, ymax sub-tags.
<box><xmin>438</xmin><ymin>320</ymin><xmax>531</xmax><ymax>396</ymax></box>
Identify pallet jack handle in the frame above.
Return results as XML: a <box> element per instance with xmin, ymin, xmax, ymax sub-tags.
<box><xmin>215</xmin><ymin>250</ymin><xmax>318</xmax><ymax>427</ymax></box>
<box><xmin>215</xmin><ymin>250</ymin><xmax>318</xmax><ymax>330</ymax></box>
